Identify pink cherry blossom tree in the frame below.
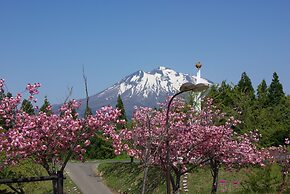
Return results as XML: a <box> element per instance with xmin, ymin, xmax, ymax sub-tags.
<box><xmin>109</xmin><ymin>97</ymin><xmax>268</xmax><ymax>194</ymax></box>
<box><xmin>0</xmin><ymin>80</ymin><xmax>41</xmax><ymax>193</ymax></box>
<box><xmin>193</xmin><ymin>99</ymin><xmax>269</xmax><ymax>194</ymax></box>
<box><xmin>0</xmin><ymin>79</ymin><xmax>121</xmax><ymax>193</ymax></box>
<box><xmin>110</xmin><ymin>98</ymin><xmax>212</xmax><ymax>194</ymax></box>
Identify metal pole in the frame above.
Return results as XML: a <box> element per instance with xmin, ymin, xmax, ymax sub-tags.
<box><xmin>165</xmin><ymin>91</ymin><xmax>184</xmax><ymax>194</ymax></box>
<box><xmin>164</xmin><ymin>82</ymin><xmax>209</xmax><ymax>194</ymax></box>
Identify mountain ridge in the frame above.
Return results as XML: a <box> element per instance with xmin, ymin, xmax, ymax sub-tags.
<box><xmin>55</xmin><ymin>66</ymin><xmax>211</xmax><ymax>118</ymax></box>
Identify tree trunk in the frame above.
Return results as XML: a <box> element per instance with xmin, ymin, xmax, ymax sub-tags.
<box><xmin>141</xmin><ymin>165</ymin><xmax>149</xmax><ymax>194</ymax></box>
<box><xmin>51</xmin><ymin>171</ymin><xmax>64</xmax><ymax>194</ymax></box>
<box><xmin>57</xmin><ymin>171</ymin><xmax>64</xmax><ymax>194</ymax></box>
<box><xmin>41</xmin><ymin>161</ymin><xmax>64</xmax><ymax>194</ymax></box>
<box><xmin>171</xmin><ymin>171</ymin><xmax>182</xmax><ymax>194</ymax></box>
<box><xmin>210</xmin><ymin>160</ymin><xmax>219</xmax><ymax>194</ymax></box>
<box><xmin>173</xmin><ymin>174</ymin><xmax>181</xmax><ymax>194</ymax></box>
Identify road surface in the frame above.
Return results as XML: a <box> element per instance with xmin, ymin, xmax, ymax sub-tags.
<box><xmin>65</xmin><ymin>162</ymin><xmax>114</xmax><ymax>194</ymax></box>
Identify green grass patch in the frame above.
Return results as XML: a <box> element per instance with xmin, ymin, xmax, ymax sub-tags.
<box><xmin>0</xmin><ymin>160</ymin><xmax>82</xmax><ymax>194</ymax></box>
<box><xmin>98</xmin><ymin>162</ymin><xmax>165</xmax><ymax>193</ymax></box>
<box><xmin>112</xmin><ymin>153</ymin><xmax>132</xmax><ymax>160</ymax></box>
<box><xmin>98</xmin><ymin>162</ymin><xmax>289</xmax><ymax>194</ymax></box>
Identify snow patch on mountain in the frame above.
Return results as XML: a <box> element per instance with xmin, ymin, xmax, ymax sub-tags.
<box><xmin>64</xmin><ymin>66</ymin><xmax>212</xmax><ymax>118</ymax></box>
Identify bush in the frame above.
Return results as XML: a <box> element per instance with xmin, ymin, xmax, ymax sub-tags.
<box><xmin>241</xmin><ymin>164</ymin><xmax>281</xmax><ymax>193</ymax></box>
<box><xmin>85</xmin><ymin>133</ymin><xmax>116</xmax><ymax>159</ymax></box>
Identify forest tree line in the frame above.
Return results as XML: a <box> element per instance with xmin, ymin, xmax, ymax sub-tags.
<box><xmin>208</xmin><ymin>72</ymin><xmax>289</xmax><ymax>147</ymax></box>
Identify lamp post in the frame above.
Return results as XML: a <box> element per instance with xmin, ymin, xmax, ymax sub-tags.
<box><xmin>165</xmin><ymin>82</ymin><xmax>209</xmax><ymax>194</ymax></box>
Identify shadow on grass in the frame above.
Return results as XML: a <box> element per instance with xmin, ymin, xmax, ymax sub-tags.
<box><xmin>98</xmin><ymin>162</ymin><xmax>165</xmax><ymax>194</ymax></box>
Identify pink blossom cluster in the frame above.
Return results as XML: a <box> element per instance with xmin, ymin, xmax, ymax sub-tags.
<box><xmin>26</xmin><ymin>83</ymin><xmax>41</xmax><ymax>95</ymax></box>
<box><xmin>109</xmin><ymin>97</ymin><xmax>267</xmax><ymax>169</ymax></box>
<box><xmin>267</xmin><ymin>138</ymin><xmax>289</xmax><ymax>174</ymax></box>
<box><xmin>266</xmin><ymin>139</ymin><xmax>289</xmax><ymax>192</ymax></box>
<box><xmin>26</xmin><ymin>82</ymin><xmax>41</xmax><ymax>102</ymax></box>
<box><xmin>0</xmin><ymin>80</ymin><xmax>121</xmax><ymax>174</ymax></box>
<box><xmin>0</xmin><ymin>93</ymin><xmax>22</xmax><ymax>127</ymax></box>
<box><xmin>106</xmin><ymin>97</ymin><xmax>270</xmax><ymax>193</ymax></box>
<box><xmin>0</xmin><ymin>79</ymin><xmax>4</xmax><ymax>88</ymax></box>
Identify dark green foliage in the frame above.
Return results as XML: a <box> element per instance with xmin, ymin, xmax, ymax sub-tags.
<box><xmin>260</xmin><ymin>73</ymin><xmax>289</xmax><ymax>146</ymax></box>
<box><xmin>20</xmin><ymin>99</ymin><xmax>34</xmax><ymax>115</ymax></box>
<box><xmin>0</xmin><ymin>92</ymin><xmax>13</xmax><ymax>101</ymax></box>
<box><xmin>268</xmin><ymin>72</ymin><xmax>286</xmax><ymax>106</ymax></box>
<box><xmin>287</xmin><ymin>95</ymin><xmax>290</xmax><ymax>107</ymax></box>
<box><xmin>236</xmin><ymin>72</ymin><xmax>255</xmax><ymax>100</ymax></box>
<box><xmin>85</xmin><ymin>133</ymin><xmax>115</xmax><ymax>159</ymax></box>
<box><xmin>39</xmin><ymin>97</ymin><xmax>52</xmax><ymax>115</ymax></box>
<box><xmin>208</xmin><ymin>81</ymin><xmax>252</xmax><ymax>133</ymax></box>
<box><xmin>6</xmin><ymin>92</ymin><xmax>12</xmax><ymax>98</ymax></box>
<box><xmin>253</xmin><ymin>104</ymin><xmax>289</xmax><ymax>146</ymax></box>
<box><xmin>208</xmin><ymin>81</ymin><xmax>235</xmax><ymax>113</ymax></box>
<box><xmin>209</xmin><ymin>71</ymin><xmax>289</xmax><ymax>146</ymax></box>
<box><xmin>257</xmin><ymin>80</ymin><xmax>268</xmax><ymax>108</ymax></box>
<box><xmin>241</xmin><ymin>165</ymin><xmax>281</xmax><ymax>193</ymax></box>
<box><xmin>233</xmin><ymin>89</ymin><xmax>256</xmax><ymax>134</ymax></box>
<box><xmin>232</xmin><ymin>73</ymin><xmax>256</xmax><ymax>133</ymax></box>
<box><xmin>116</xmin><ymin>95</ymin><xmax>127</xmax><ymax>121</ymax></box>
<box><xmin>215</xmin><ymin>81</ymin><xmax>235</xmax><ymax>108</ymax></box>
<box><xmin>116</xmin><ymin>95</ymin><xmax>127</xmax><ymax>129</ymax></box>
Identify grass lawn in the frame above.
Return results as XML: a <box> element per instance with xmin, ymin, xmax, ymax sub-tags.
<box><xmin>98</xmin><ymin>162</ymin><xmax>289</xmax><ymax>194</ymax></box>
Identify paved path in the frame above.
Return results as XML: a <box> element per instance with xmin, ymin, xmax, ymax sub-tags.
<box><xmin>65</xmin><ymin>162</ymin><xmax>114</xmax><ymax>194</ymax></box>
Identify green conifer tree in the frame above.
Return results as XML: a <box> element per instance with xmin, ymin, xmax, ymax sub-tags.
<box><xmin>0</xmin><ymin>92</ymin><xmax>12</xmax><ymax>101</ymax></box>
<box><xmin>259</xmin><ymin>72</ymin><xmax>288</xmax><ymax>146</ymax></box>
<box><xmin>268</xmin><ymin>72</ymin><xmax>286</xmax><ymax>105</ymax></box>
<box><xmin>116</xmin><ymin>94</ymin><xmax>127</xmax><ymax>121</ymax></box>
<box><xmin>6</xmin><ymin>92</ymin><xmax>12</xmax><ymax>98</ymax></box>
<box><xmin>115</xmin><ymin>95</ymin><xmax>127</xmax><ymax>130</ymax></box>
<box><xmin>21</xmin><ymin>99</ymin><xmax>35</xmax><ymax>115</ymax></box>
<box><xmin>236</xmin><ymin>72</ymin><xmax>255</xmax><ymax>99</ymax></box>
<box><xmin>40</xmin><ymin>97</ymin><xmax>52</xmax><ymax>115</ymax></box>
<box><xmin>256</xmin><ymin>79</ymin><xmax>268</xmax><ymax>108</ymax></box>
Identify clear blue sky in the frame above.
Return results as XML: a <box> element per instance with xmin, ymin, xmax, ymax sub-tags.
<box><xmin>1</xmin><ymin>1</ymin><xmax>290</xmax><ymax>105</ymax></box>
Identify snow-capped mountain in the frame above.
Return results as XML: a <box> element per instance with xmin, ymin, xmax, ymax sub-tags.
<box><xmin>77</xmin><ymin>66</ymin><xmax>210</xmax><ymax>118</ymax></box>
